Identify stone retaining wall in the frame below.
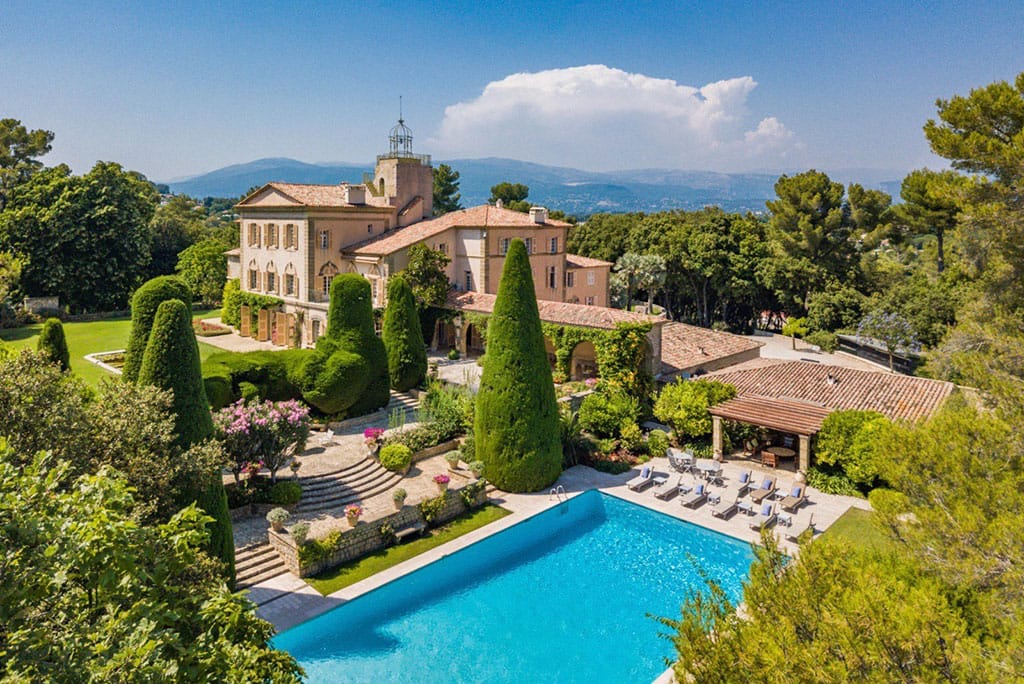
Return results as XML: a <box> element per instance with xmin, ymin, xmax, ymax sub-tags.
<box><xmin>410</xmin><ymin>438</ymin><xmax>462</xmax><ymax>463</ymax></box>
<box><xmin>268</xmin><ymin>483</ymin><xmax>487</xmax><ymax>578</ymax></box>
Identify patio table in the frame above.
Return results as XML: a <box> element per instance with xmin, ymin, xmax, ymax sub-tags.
<box><xmin>737</xmin><ymin>501</ymin><xmax>755</xmax><ymax>516</ymax></box>
<box><xmin>766</xmin><ymin>446</ymin><xmax>796</xmax><ymax>459</ymax></box>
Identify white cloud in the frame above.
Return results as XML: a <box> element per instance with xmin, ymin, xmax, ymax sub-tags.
<box><xmin>428</xmin><ymin>65</ymin><xmax>799</xmax><ymax>171</ymax></box>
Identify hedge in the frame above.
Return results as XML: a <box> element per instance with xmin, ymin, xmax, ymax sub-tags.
<box><xmin>37</xmin><ymin>317</ymin><xmax>70</xmax><ymax>371</ymax></box>
<box><xmin>474</xmin><ymin>239</ymin><xmax>561</xmax><ymax>492</ymax></box>
<box><xmin>382</xmin><ymin>275</ymin><xmax>426</xmax><ymax>391</ymax></box>
<box><xmin>123</xmin><ymin>276</ymin><xmax>192</xmax><ymax>383</ymax></box>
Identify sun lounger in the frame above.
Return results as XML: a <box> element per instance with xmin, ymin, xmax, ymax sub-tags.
<box><xmin>680</xmin><ymin>482</ymin><xmax>708</xmax><ymax>509</ymax></box>
<box><xmin>749</xmin><ymin>476</ymin><xmax>777</xmax><ymax>504</ymax></box>
<box><xmin>653</xmin><ymin>475</ymin><xmax>684</xmax><ymax>500</ymax></box>
<box><xmin>712</xmin><ymin>497</ymin><xmax>740</xmax><ymax>520</ymax></box>
<box><xmin>780</xmin><ymin>484</ymin><xmax>807</xmax><ymax>512</ymax></box>
<box><xmin>626</xmin><ymin>465</ymin><xmax>655</xmax><ymax>491</ymax></box>
<box><xmin>784</xmin><ymin>513</ymin><xmax>815</xmax><ymax>542</ymax></box>
<box><xmin>749</xmin><ymin>502</ymin><xmax>778</xmax><ymax>532</ymax></box>
<box><xmin>737</xmin><ymin>471</ymin><xmax>753</xmax><ymax>497</ymax></box>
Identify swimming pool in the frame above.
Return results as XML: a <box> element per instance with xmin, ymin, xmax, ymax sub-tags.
<box><xmin>273</xmin><ymin>490</ymin><xmax>754</xmax><ymax>683</ymax></box>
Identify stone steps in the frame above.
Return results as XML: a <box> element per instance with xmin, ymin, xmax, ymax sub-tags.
<box><xmin>235</xmin><ymin>543</ymin><xmax>287</xmax><ymax>588</ymax></box>
<box><xmin>295</xmin><ymin>459</ymin><xmax>403</xmax><ymax>514</ymax></box>
<box><xmin>385</xmin><ymin>389</ymin><xmax>420</xmax><ymax>420</ymax></box>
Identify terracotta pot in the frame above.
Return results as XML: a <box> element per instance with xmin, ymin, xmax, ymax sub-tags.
<box><xmin>347</xmin><ymin>515</ymin><xmax>360</xmax><ymax>528</ymax></box>
<box><xmin>271</xmin><ymin>521</ymin><xmax>284</xmax><ymax>532</ymax></box>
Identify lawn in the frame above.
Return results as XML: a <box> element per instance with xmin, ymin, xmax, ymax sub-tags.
<box><xmin>1</xmin><ymin>309</ymin><xmax>218</xmax><ymax>388</ymax></box>
<box><xmin>306</xmin><ymin>504</ymin><xmax>511</xmax><ymax>596</ymax></box>
<box><xmin>821</xmin><ymin>506</ymin><xmax>896</xmax><ymax>554</ymax></box>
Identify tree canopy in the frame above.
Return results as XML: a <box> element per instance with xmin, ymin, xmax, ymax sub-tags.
<box><xmin>489</xmin><ymin>182</ymin><xmax>531</xmax><ymax>212</ymax></box>
<box><xmin>432</xmin><ymin>163</ymin><xmax>462</xmax><ymax>216</ymax></box>
<box><xmin>0</xmin><ymin>118</ymin><xmax>53</xmax><ymax>210</ymax></box>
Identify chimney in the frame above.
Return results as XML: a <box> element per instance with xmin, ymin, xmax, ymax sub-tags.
<box><xmin>530</xmin><ymin>206</ymin><xmax>548</xmax><ymax>224</ymax></box>
<box><xmin>495</xmin><ymin>199</ymin><xmax>504</xmax><ymax>209</ymax></box>
<box><xmin>342</xmin><ymin>183</ymin><xmax>365</xmax><ymax>205</ymax></box>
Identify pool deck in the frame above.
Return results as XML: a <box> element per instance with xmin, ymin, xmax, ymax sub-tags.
<box><xmin>252</xmin><ymin>456</ymin><xmax>868</xmax><ymax>640</ymax></box>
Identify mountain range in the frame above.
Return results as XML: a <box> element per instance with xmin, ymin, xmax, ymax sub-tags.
<box><xmin>164</xmin><ymin>157</ymin><xmax>904</xmax><ymax>216</ymax></box>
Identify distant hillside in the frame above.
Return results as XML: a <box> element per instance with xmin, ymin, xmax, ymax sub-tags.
<box><xmin>165</xmin><ymin>157</ymin><xmax>902</xmax><ymax>216</ymax></box>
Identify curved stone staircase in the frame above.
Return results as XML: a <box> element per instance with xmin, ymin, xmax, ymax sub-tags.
<box><xmin>295</xmin><ymin>458</ymin><xmax>403</xmax><ymax>514</ymax></box>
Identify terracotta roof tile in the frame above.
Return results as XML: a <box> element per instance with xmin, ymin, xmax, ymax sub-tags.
<box><xmin>249</xmin><ymin>182</ymin><xmax>355</xmax><ymax>207</ymax></box>
<box><xmin>348</xmin><ymin>205</ymin><xmax>570</xmax><ymax>256</ymax></box>
<box><xmin>565</xmin><ymin>253</ymin><xmax>613</xmax><ymax>268</ymax></box>
<box><xmin>707</xmin><ymin>361</ymin><xmax>954</xmax><ymax>423</ymax></box>
<box><xmin>709</xmin><ymin>396</ymin><xmax>834</xmax><ymax>435</ymax></box>
<box><xmin>447</xmin><ymin>291</ymin><xmax>657</xmax><ymax>330</ymax></box>
<box><xmin>659</xmin><ymin>322</ymin><xmax>763</xmax><ymax>376</ymax></box>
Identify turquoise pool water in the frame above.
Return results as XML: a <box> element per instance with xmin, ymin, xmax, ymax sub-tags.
<box><xmin>273</xmin><ymin>490</ymin><xmax>754</xmax><ymax>683</ymax></box>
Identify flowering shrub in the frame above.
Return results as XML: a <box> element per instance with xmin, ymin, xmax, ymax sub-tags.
<box><xmin>433</xmin><ymin>474</ymin><xmax>451</xmax><ymax>485</ymax></box>
<box><xmin>363</xmin><ymin>427</ymin><xmax>384</xmax><ymax>441</ymax></box>
<box><xmin>214</xmin><ymin>399</ymin><xmax>311</xmax><ymax>483</ymax></box>
<box><xmin>584</xmin><ymin>377</ymin><xmax>599</xmax><ymax>388</ymax></box>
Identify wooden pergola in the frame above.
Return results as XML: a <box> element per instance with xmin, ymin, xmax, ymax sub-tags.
<box><xmin>708</xmin><ymin>395</ymin><xmax>834</xmax><ymax>472</ymax></box>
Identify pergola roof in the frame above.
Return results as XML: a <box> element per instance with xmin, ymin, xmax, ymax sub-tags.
<box><xmin>709</xmin><ymin>395</ymin><xmax>834</xmax><ymax>435</ymax></box>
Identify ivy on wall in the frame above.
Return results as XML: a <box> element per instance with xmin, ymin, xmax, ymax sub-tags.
<box><xmin>540</xmin><ymin>320</ymin><xmax>653</xmax><ymax>396</ymax></box>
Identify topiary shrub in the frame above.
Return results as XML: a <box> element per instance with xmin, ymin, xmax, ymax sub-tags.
<box><xmin>268</xmin><ymin>480</ymin><xmax>302</xmax><ymax>505</ymax></box>
<box><xmin>136</xmin><ymin>298</ymin><xmax>234</xmax><ymax>580</ymax></box>
<box><xmin>37</xmin><ymin>317</ymin><xmax>70</xmax><ymax>371</ymax></box>
<box><xmin>382</xmin><ymin>274</ymin><xmax>427</xmax><ymax>391</ymax></box>
<box><xmin>124</xmin><ymin>276</ymin><xmax>192</xmax><ymax>384</ymax></box>
<box><xmin>474</xmin><ymin>239</ymin><xmax>561</xmax><ymax>492</ymax></box>
<box><xmin>379</xmin><ymin>443</ymin><xmax>413</xmax><ymax>472</ymax></box>
<box><xmin>578</xmin><ymin>390</ymin><xmax>641</xmax><ymax>438</ymax></box>
<box><xmin>323</xmin><ymin>274</ymin><xmax>389</xmax><ymax>415</ymax></box>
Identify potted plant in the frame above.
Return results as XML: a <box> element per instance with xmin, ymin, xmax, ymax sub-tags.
<box><xmin>392</xmin><ymin>488</ymin><xmax>407</xmax><ymax>510</ymax></box>
<box><xmin>434</xmin><ymin>473</ymin><xmax>450</xmax><ymax>493</ymax></box>
<box><xmin>380</xmin><ymin>444</ymin><xmax>413</xmax><ymax>475</ymax></box>
<box><xmin>364</xmin><ymin>427</ymin><xmax>385</xmax><ymax>457</ymax></box>
<box><xmin>468</xmin><ymin>460</ymin><xmax>485</xmax><ymax>478</ymax></box>
<box><xmin>289</xmin><ymin>459</ymin><xmax>302</xmax><ymax>477</ymax></box>
<box><xmin>345</xmin><ymin>503</ymin><xmax>363</xmax><ymax>527</ymax></box>
<box><xmin>290</xmin><ymin>521</ymin><xmax>310</xmax><ymax>545</ymax></box>
<box><xmin>445</xmin><ymin>450</ymin><xmax>461</xmax><ymax>471</ymax></box>
<box><xmin>266</xmin><ymin>507</ymin><xmax>290</xmax><ymax>532</ymax></box>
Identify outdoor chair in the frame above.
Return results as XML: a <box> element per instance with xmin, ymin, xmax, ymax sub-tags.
<box><xmin>667</xmin><ymin>448</ymin><xmax>694</xmax><ymax>474</ymax></box>
<box><xmin>780</xmin><ymin>484</ymin><xmax>807</xmax><ymax>512</ymax></box>
<box><xmin>749</xmin><ymin>502</ymin><xmax>778</xmax><ymax>532</ymax></box>
<box><xmin>712</xmin><ymin>496</ymin><xmax>740</xmax><ymax>520</ymax></box>
<box><xmin>652</xmin><ymin>475</ymin><xmax>684</xmax><ymax>500</ymax></box>
<box><xmin>749</xmin><ymin>476</ymin><xmax>777</xmax><ymax>504</ymax></box>
<box><xmin>626</xmin><ymin>465</ymin><xmax>656</xmax><ymax>492</ymax></box>
<box><xmin>761</xmin><ymin>450</ymin><xmax>777</xmax><ymax>468</ymax></box>
<box><xmin>784</xmin><ymin>513</ymin><xmax>815</xmax><ymax>543</ymax></box>
<box><xmin>735</xmin><ymin>470</ymin><xmax>753</xmax><ymax>497</ymax></box>
<box><xmin>680</xmin><ymin>482</ymin><xmax>708</xmax><ymax>509</ymax></box>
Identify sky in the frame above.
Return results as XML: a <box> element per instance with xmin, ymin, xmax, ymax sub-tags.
<box><xmin>2</xmin><ymin>1</ymin><xmax>1022</xmax><ymax>182</ymax></box>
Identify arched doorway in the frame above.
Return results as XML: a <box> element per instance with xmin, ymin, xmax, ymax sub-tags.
<box><xmin>570</xmin><ymin>341</ymin><xmax>598</xmax><ymax>380</ymax></box>
<box><xmin>465</xmin><ymin>324</ymin><xmax>485</xmax><ymax>356</ymax></box>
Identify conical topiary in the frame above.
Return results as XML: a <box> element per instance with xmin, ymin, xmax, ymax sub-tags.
<box><xmin>37</xmin><ymin>317</ymin><xmax>70</xmax><ymax>371</ymax></box>
<box><xmin>137</xmin><ymin>298</ymin><xmax>234</xmax><ymax>580</ymax></box>
<box><xmin>123</xmin><ymin>276</ymin><xmax>192</xmax><ymax>383</ymax></box>
<box><xmin>382</xmin><ymin>275</ymin><xmax>426</xmax><ymax>391</ymax></box>
<box><xmin>474</xmin><ymin>238</ymin><xmax>561</xmax><ymax>492</ymax></box>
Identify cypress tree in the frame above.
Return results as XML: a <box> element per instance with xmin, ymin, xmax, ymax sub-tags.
<box><xmin>322</xmin><ymin>273</ymin><xmax>389</xmax><ymax>415</ymax></box>
<box><xmin>37</xmin><ymin>317</ymin><xmax>70</xmax><ymax>371</ymax></box>
<box><xmin>138</xmin><ymin>298</ymin><xmax>234</xmax><ymax>580</ymax></box>
<box><xmin>123</xmin><ymin>276</ymin><xmax>192</xmax><ymax>383</ymax></box>
<box><xmin>474</xmin><ymin>238</ymin><xmax>561</xmax><ymax>492</ymax></box>
<box><xmin>382</xmin><ymin>274</ymin><xmax>427</xmax><ymax>391</ymax></box>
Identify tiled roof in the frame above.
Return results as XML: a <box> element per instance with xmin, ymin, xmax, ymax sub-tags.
<box><xmin>707</xmin><ymin>361</ymin><xmax>954</xmax><ymax>423</ymax></box>
<box><xmin>659</xmin><ymin>322</ymin><xmax>763</xmax><ymax>376</ymax></box>
<box><xmin>223</xmin><ymin>248</ymin><xmax>241</xmax><ymax>256</ymax></box>
<box><xmin>709</xmin><ymin>396</ymin><xmax>834</xmax><ymax>435</ymax></box>
<box><xmin>348</xmin><ymin>205</ymin><xmax>570</xmax><ymax>256</ymax></box>
<box><xmin>241</xmin><ymin>183</ymin><xmax>354</xmax><ymax>208</ymax></box>
<box><xmin>447</xmin><ymin>291</ymin><xmax>657</xmax><ymax>330</ymax></box>
<box><xmin>565</xmin><ymin>253</ymin><xmax>613</xmax><ymax>268</ymax></box>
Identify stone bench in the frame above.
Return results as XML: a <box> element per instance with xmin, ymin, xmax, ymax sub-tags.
<box><xmin>394</xmin><ymin>521</ymin><xmax>427</xmax><ymax>543</ymax></box>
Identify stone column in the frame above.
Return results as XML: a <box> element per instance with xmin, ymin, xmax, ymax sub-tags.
<box><xmin>798</xmin><ymin>434</ymin><xmax>811</xmax><ymax>473</ymax></box>
<box><xmin>712</xmin><ymin>415</ymin><xmax>723</xmax><ymax>460</ymax></box>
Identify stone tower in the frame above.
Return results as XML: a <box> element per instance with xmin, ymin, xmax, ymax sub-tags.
<box><xmin>371</xmin><ymin>117</ymin><xmax>433</xmax><ymax>226</ymax></box>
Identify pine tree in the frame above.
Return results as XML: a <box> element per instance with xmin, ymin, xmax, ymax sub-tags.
<box><xmin>474</xmin><ymin>238</ymin><xmax>561</xmax><ymax>492</ymax></box>
<box><xmin>137</xmin><ymin>298</ymin><xmax>234</xmax><ymax>580</ymax></box>
<box><xmin>36</xmin><ymin>317</ymin><xmax>70</xmax><ymax>371</ymax></box>
<box><xmin>123</xmin><ymin>275</ymin><xmax>191</xmax><ymax>383</ymax></box>
<box><xmin>432</xmin><ymin>163</ymin><xmax>462</xmax><ymax>216</ymax></box>
<box><xmin>382</xmin><ymin>275</ymin><xmax>426</xmax><ymax>391</ymax></box>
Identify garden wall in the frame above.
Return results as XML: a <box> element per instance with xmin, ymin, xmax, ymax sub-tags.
<box><xmin>267</xmin><ymin>482</ymin><xmax>487</xmax><ymax>578</ymax></box>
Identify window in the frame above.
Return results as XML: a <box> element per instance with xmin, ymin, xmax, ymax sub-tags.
<box><xmin>285</xmin><ymin>224</ymin><xmax>297</xmax><ymax>249</ymax></box>
<box><xmin>321</xmin><ymin>275</ymin><xmax>332</xmax><ymax>295</ymax></box>
<box><xmin>248</xmin><ymin>224</ymin><xmax>260</xmax><ymax>247</ymax></box>
<box><xmin>266</xmin><ymin>224</ymin><xmax>278</xmax><ymax>248</ymax></box>
<box><xmin>266</xmin><ymin>271</ymin><xmax>276</xmax><ymax>292</ymax></box>
<box><xmin>370</xmin><ymin>278</ymin><xmax>378</xmax><ymax>302</ymax></box>
<box><xmin>550</xmin><ymin>237</ymin><xmax>558</xmax><ymax>253</ymax></box>
<box><xmin>284</xmin><ymin>274</ymin><xmax>295</xmax><ymax>296</ymax></box>
<box><xmin>499</xmin><ymin>237</ymin><xmax>510</xmax><ymax>255</ymax></box>
<box><xmin>525</xmin><ymin>238</ymin><xmax>534</xmax><ymax>254</ymax></box>
<box><xmin>367</xmin><ymin>224</ymin><xmax>374</xmax><ymax>234</ymax></box>
<box><xmin>248</xmin><ymin>269</ymin><xmax>258</xmax><ymax>289</ymax></box>
<box><xmin>585</xmin><ymin>296</ymin><xmax>595</xmax><ymax>306</ymax></box>
<box><xmin>312</xmin><ymin>319</ymin><xmax>321</xmax><ymax>340</ymax></box>
<box><xmin>464</xmin><ymin>270</ymin><xmax>472</xmax><ymax>291</ymax></box>
<box><xmin>547</xmin><ymin>266</ymin><xmax>557</xmax><ymax>290</ymax></box>
<box><xmin>319</xmin><ymin>230</ymin><xmax>330</xmax><ymax>250</ymax></box>
<box><xmin>437</xmin><ymin>242</ymin><xmax>448</xmax><ymax>255</ymax></box>
<box><xmin>565</xmin><ymin>271</ymin><xmax>575</xmax><ymax>288</ymax></box>
<box><xmin>587</xmin><ymin>271</ymin><xmax>596</xmax><ymax>286</ymax></box>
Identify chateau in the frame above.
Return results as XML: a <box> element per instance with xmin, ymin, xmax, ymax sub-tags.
<box><xmin>230</xmin><ymin>120</ymin><xmax>761</xmax><ymax>380</ymax></box>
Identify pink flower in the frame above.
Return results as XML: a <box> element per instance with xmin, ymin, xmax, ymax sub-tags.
<box><xmin>434</xmin><ymin>474</ymin><xmax>450</xmax><ymax>485</ymax></box>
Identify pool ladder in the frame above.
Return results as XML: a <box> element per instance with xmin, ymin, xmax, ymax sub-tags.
<box><xmin>549</xmin><ymin>485</ymin><xmax>567</xmax><ymax>502</ymax></box>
